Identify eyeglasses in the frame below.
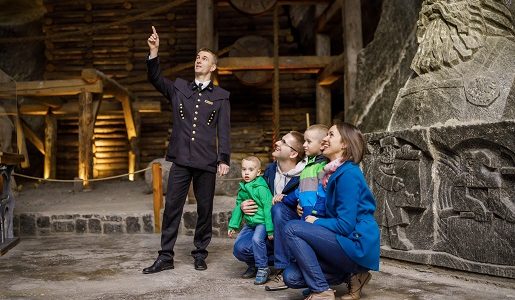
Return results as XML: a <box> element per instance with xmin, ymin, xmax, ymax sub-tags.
<box><xmin>280</xmin><ymin>138</ymin><xmax>299</xmax><ymax>153</ymax></box>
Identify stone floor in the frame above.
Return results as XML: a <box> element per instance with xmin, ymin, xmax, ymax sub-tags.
<box><xmin>1</xmin><ymin>235</ymin><xmax>514</xmax><ymax>300</ymax></box>
<box><xmin>3</xmin><ymin>179</ymin><xmax>514</xmax><ymax>299</ymax></box>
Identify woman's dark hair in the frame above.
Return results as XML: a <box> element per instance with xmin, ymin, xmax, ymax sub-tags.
<box><xmin>334</xmin><ymin>122</ymin><xmax>364</xmax><ymax>164</ymax></box>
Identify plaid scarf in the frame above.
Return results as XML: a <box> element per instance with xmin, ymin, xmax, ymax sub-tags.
<box><xmin>320</xmin><ymin>158</ymin><xmax>345</xmax><ymax>189</ymax></box>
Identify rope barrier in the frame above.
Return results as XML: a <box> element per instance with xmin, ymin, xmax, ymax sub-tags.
<box><xmin>12</xmin><ymin>167</ymin><xmax>151</xmax><ymax>183</ymax></box>
<box><xmin>12</xmin><ymin>167</ymin><xmax>244</xmax><ymax>182</ymax></box>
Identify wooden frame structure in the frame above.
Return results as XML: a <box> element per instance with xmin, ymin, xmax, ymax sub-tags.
<box><xmin>196</xmin><ymin>0</ymin><xmax>362</xmax><ymax>129</ymax></box>
<box><xmin>13</xmin><ymin>70</ymin><xmax>160</xmax><ymax>186</ymax></box>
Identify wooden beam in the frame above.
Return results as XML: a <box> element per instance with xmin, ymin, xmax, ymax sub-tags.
<box><xmin>318</xmin><ymin>52</ymin><xmax>345</xmax><ymax>86</ymax></box>
<box><xmin>44</xmin><ymin>113</ymin><xmax>57</xmax><ymax>179</ymax></box>
<box><xmin>317</xmin><ymin>0</ymin><xmax>341</xmax><ymax>33</ymax></box>
<box><xmin>272</xmin><ymin>5</ymin><xmax>280</xmax><ymax>144</ymax></box>
<box><xmin>197</xmin><ymin>0</ymin><xmax>214</xmax><ymax>49</ymax></box>
<box><xmin>118</xmin><ymin>94</ymin><xmax>137</xmax><ymax>140</ymax></box>
<box><xmin>15</xmin><ymin>117</ymin><xmax>29</xmax><ymax>168</ymax></box>
<box><xmin>16</xmin><ymin>79</ymin><xmax>103</xmax><ymax>96</ymax></box>
<box><xmin>217</xmin><ymin>56</ymin><xmax>333</xmax><ymax>72</ymax></box>
<box><xmin>21</xmin><ymin>119</ymin><xmax>45</xmax><ymax>155</ymax></box>
<box><xmin>123</xmin><ymin>45</ymin><xmax>233</xmax><ymax>84</ymax></box>
<box><xmin>22</xmin><ymin>97</ymin><xmax>63</xmax><ymax>109</ymax></box>
<box><xmin>315</xmin><ymin>4</ymin><xmax>332</xmax><ymax>127</ymax></box>
<box><xmin>0</xmin><ymin>152</ymin><xmax>24</xmax><ymax>165</ymax></box>
<box><xmin>342</xmin><ymin>0</ymin><xmax>363</xmax><ymax>121</ymax></box>
<box><xmin>19</xmin><ymin>101</ymin><xmax>160</xmax><ymax>116</ymax></box>
<box><xmin>78</xmin><ymin>91</ymin><xmax>93</xmax><ymax>187</ymax></box>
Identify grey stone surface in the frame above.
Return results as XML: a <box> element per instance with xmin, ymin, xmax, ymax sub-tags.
<box><xmin>364</xmin><ymin>122</ymin><xmax>515</xmax><ymax>278</ymax></box>
<box><xmin>0</xmin><ymin>235</ymin><xmax>514</xmax><ymax>300</ymax></box>
<box><xmin>388</xmin><ymin>0</ymin><xmax>515</xmax><ymax>131</ymax></box>
<box><xmin>215</xmin><ymin>159</ymin><xmax>242</xmax><ymax>196</ymax></box>
<box><xmin>350</xmin><ymin>0</ymin><xmax>422</xmax><ymax>132</ymax></box>
<box><xmin>362</xmin><ymin>0</ymin><xmax>515</xmax><ymax>279</ymax></box>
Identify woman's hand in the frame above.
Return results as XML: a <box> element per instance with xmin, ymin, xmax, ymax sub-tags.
<box><xmin>305</xmin><ymin>215</ymin><xmax>318</xmax><ymax>224</ymax></box>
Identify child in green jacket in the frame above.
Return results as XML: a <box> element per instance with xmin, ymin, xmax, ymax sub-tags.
<box><xmin>229</xmin><ymin>156</ymin><xmax>274</xmax><ymax>285</ymax></box>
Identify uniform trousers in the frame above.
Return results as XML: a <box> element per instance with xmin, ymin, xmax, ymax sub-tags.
<box><xmin>158</xmin><ymin>163</ymin><xmax>216</xmax><ymax>261</ymax></box>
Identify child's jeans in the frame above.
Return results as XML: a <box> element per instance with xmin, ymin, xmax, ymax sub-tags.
<box><xmin>233</xmin><ymin>224</ymin><xmax>269</xmax><ymax>268</ymax></box>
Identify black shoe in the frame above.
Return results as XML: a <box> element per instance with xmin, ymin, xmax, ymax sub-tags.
<box><xmin>194</xmin><ymin>257</ymin><xmax>207</xmax><ymax>271</ymax></box>
<box><xmin>241</xmin><ymin>266</ymin><xmax>257</xmax><ymax>279</ymax></box>
<box><xmin>142</xmin><ymin>259</ymin><xmax>174</xmax><ymax>274</ymax></box>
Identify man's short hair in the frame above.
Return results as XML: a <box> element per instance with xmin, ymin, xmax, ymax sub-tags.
<box><xmin>197</xmin><ymin>47</ymin><xmax>218</xmax><ymax>65</ymax></box>
<box><xmin>305</xmin><ymin>124</ymin><xmax>328</xmax><ymax>141</ymax></box>
<box><xmin>242</xmin><ymin>156</ymin><xmax>261</xmax><ymax>169</ymax></box>
<box><xmin>289</xmin><ymin>131</ymin><xmax>305</xmax><ymax>161</ymax></box>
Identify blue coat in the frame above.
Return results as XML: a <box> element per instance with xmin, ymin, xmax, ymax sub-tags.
<box><xmin>263</xmin><ymin>161</ymin><xmax>300</xmax><ymax>208</ymax></box>
<box><xmin>314</xmin><ymin>161</ymin><xmax>380</xmax><ymax>271</ymax></box>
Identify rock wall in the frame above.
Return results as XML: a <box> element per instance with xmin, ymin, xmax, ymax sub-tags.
<box><xmin>349</xmin><ymin>0</ymin><xmax>422</xmax><ymax>133</ymax></box>
<box><xmin>362</xmin><ymin>0</ymin><xmax>515</xmax><ymax>278</ymax></box>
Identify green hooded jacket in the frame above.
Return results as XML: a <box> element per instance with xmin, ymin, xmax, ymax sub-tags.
<box><xmin>228</xmin><ymin>176</ymin><xmax>274</xmax><ymax>234</ymax></box>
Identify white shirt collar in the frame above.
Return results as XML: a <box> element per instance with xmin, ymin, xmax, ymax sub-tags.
<box><xmin>195</xmin><ymin>80</ymin><xmax>210</xmax><ymax>90</ymax></box>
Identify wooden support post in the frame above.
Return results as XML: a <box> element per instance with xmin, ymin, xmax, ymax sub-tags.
<box><xmin>341</xmin><ymin>0</ymin><xmax>363</xmax><ymax>121</ymax></box>
<box><xmin>15</xmin><ymin>117</ymin><xmax>29</xmax><ymax>168</ymax></box>
<box><xmin>118</xmin><ymin>93</ymin><xmax>139</xmax><ymax>180</ymax></box>
<box><xmin>44</xmin><ymin>113</ymin><xmax>57</xmax><ymax>179</ymax></box>
<box><xmin>152</xmin><ymin>162</ymin><xmax>163</xmax><ymax>233</ymax></box>
<box><xmin>196</xmin><ymin>0</ymin><xmax>214</xmax><ymax>50</ymax></box>
<box><xmin>78</xmin><ymin>90</ymin><xmax>93</xmax><ymax>188</ymax></box>
<box><xmin>316</xmin><ymin>3</ymin><xmax>332</xmax><ymax>126</ymax></box>
<box><xmin>21</xmin><ymin>119</ymin><xmax>45</xmax><ymax>155</ymax></box>
<box><xmin>272</xmin><ymin>4</ymin><xmax>280</xmax><ymax>144</ymax></box>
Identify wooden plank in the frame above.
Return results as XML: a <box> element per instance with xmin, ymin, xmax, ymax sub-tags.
<box><xmin>44</xmin><ymin>113</ymin><xmax>57</xmax><ymax>179</ymax></box>
<box><xmin>15</xmin><ymin>117</ymin><xmax>30</xmax><ymax>168</ymax></box>
<box><xmin>315</xmin><ymin>8</ymin><xmax>332</xmax><ymax>126</ymax></box>
<box><xmin>78</xmin><ymin>91</ymin><xmax>93</xmax><ymax>187</ymax></box>
<box><xmin>16</xmin><ymin>79</ymin><xmax>103</xmax><ymax>96</ymax></box>
<box><xmin>318</xmin><ymin>52</ymin><xmax>345</xmax><ymax>86</ymax></box>
<box><xmin>21</xmin><ymin>119</ymin><xmax>45</xmax><ymax>155</ymax></box>
<box><xmin>272</xmin><ymin>5</ymin><xmax>280</xmax><ymax>145</ymax></box>
<box><xmin>197</xmin><ymin>0</ymin><xmax>214</xmax><ymax>49</ymax></box>
<box><xmin>217</xmin><ymin>56</ymin><xmax>333</xmax><ymax>72</ymax></box>
<box><xmin>152</xmin><ymin>162</ymin><xmax>163</xmax><ymax>232</ymax></box>
<box><xmin>342</xmin><ymin>0</ymin><xmax>363</xmax><ymax>121</ymax></box>
<box><xmin>118</xmin><ymin>94</ymin><xmax>137</xmax><ymax>140</ymax></box>
<box><xmin>316</xmin><ymin>0</ymin><xmax>340</xmax><ymax>33</ymax></box>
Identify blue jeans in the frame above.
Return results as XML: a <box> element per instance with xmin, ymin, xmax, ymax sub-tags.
<box><xmin>233</xmin><ymin>224</ymin><xmax>271</xmax><ymax>268</ymax></box>
<box><xmin>271</xmin><ymin>202</ymin><xmax>300</xmax><ymax>269</ymax></box>
<box><xmin>283</xmin><ymin>220</ymin><xmax>367</xmax><ymax>292</ymax></box>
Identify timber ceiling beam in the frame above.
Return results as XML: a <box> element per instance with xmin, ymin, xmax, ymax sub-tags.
<box><xmin>217</xmin><ymin>56</ymin><xmax>334</xmax><ymax>74</ymax></box>
<box><xmin>318</xmin><ymin>52</ymin><xmax>345</xmax><ymax>86</ymax></box>
<box><xmin>316</xmin><ymin>0</ymin><xmax>341</xmax><ymax>33</ymax></box>
<box><xmin>15</xmin><ymin>79</ymin><xmax>103</xmax><ymax>96</ymax></box>
<box><xmin>18</xmin><ymin>101</ymin><xmax>160</xmax><ymax>116</ymax></box>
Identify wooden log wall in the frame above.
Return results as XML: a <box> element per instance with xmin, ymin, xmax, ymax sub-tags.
<box><xmin>43</xmin><ymin>1</ymin><xmax>318</xmax><ymax>174</ymax></box>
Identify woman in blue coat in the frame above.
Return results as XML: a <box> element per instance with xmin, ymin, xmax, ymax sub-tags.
<box><xmin>283</xmin><ymin>122</ymin><xmax>380</xmax><ymax>300</ymax></box>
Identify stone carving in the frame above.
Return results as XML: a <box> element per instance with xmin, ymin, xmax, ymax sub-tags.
<box><xmin>389</xmin><ymin>0</ymin><xmax>515</xmax><ymax>130</ymax></box>
<box><xmin>367</xmin><ymin>136</ymin><xmax>426</xmax><ymax>251</ymax></box>
<box><xmin>434</xmin><ymin>137</ymin><xmax>515</xmax><ymax>266</ymax></box>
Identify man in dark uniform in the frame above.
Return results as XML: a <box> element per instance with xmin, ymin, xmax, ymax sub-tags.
<box><xmin>143</xmin><ymin>26</ymin><xmax>231</xmax><ymax>274</ymax></box>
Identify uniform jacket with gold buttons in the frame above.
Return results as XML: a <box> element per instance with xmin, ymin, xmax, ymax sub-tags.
<box><xmin>147</xmin><ymin>56</ymin><xmax>231</xmax><ymax>173</ymax></box>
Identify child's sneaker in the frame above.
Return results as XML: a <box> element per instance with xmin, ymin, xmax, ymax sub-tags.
<box><xmin>254</xmin><ymin>267</ymin><xmax>271</xmax><ymax>285</ymax></box>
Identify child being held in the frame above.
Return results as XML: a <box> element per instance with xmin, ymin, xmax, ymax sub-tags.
<box><xmin>282</xmin><ymin>124</ymin><xmax>329</xmax><ymax>219</ymax></box>
<box><xmin>228</xmin><ymin>156</ymin><xmax>274</xmax><ymax>285</ymax></box>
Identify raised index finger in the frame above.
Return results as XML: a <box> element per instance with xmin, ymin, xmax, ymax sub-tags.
<box><xmin>152</xmin><ymin>26</ymin><xmax>157</xmax><ymax>35</ymax></box>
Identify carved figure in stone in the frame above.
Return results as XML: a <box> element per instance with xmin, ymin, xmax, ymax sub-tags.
<box><xmin>372</xmin><ymin>136</ymin><xmax>423</xmax><ymax>251</ymax></box>
<box><xmin>389</xmin><ymin>0</ymin><xmax>515</xmax><ymax>130</ymax></box>
<box><xmin>452</xmin><ymin>149</ymin><xmax>515</xmax><ymax>223</ymax></box>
